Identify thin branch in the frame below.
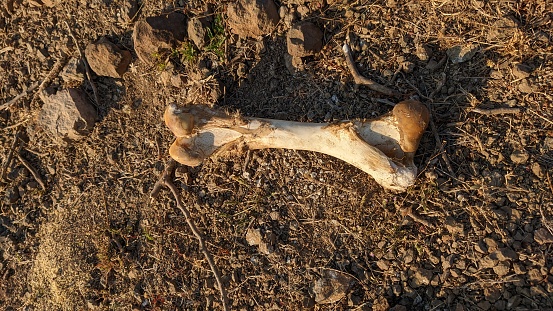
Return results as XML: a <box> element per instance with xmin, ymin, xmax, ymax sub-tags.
<box><xmin>342</xmin><ymin>43</ymin><xmax>402</xmax><ymax>97</ymax></box>
<box><xmin>1</xmin><ymin>129</ymin><xmax>21</xmax><ymax>181</ymax></box>
<box><xmin>33</xmin><ymin>56</ymin><xmax>67</xmax><ymax>102</ymax></box>
<box><xmin>16</xmin><ymin>153</ymin><xmax>46</xmax><ymax>191</ymax></box>
<box><xmin>151</xmin><ymin>159</ymin><xmax>229</xmax><ymax>311</ymax></box>
<box><xmin>401</xmin><ymin>206</ymin><xmax>434</xmax><ymax>228</ymax></box>
<box><xmin>0</xmin><ymin>82</ymin><xmax>40</xmax><ymax>110</ymax></box>
<box><xmin>472</xmin><ymin>107</ymin><xmax>521</xmax><ymax>115</ymax></box>
<box><xmin>429</xmin><ymin>119</ymin><xmax>456</xmax><ymax>178</ymax></box>
<box><xmin>64</xmin><ymin>21</ymin><xmax>100</xmax><ymax>106</ymax></box>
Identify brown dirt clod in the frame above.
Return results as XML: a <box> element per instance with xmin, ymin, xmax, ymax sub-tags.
<box><xmin>85</xmin><ymin>37</ymin><xmax>132</xmax><ymax>78</ymax></box>
<box><xmin>227</xmin><ymin>0</ymin><xmax>279</xmax><ymax>38</ymax></box>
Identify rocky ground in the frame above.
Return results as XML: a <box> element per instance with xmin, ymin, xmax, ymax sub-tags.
<box><xmin>1</xmin><ymin>0</ymin><xmax>553</xmax><ymax>310</ymax></box>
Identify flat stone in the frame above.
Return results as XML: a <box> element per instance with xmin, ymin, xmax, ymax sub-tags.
<box><xmin>512</xmin><ymin>63</ymin><xmax>531</xmax><ymax>79</ymax></box>
<box><xmin>447</xmin><ymin>44</ymin><xmax>479</xmax><ymax>64</ymax></box>
<box><xmin>493</xmin><ymin>263</ymin><xmax>510</xmax><ymax>276</ymax></box>
<box><xmin>531</xmin><ymin>162</ymin><xmax>544</xmax><ymax>178</ymax></box>
<box><xmin>534</xmin><ymin>228</ymin><xmax>553</xmax><ymax>244</ymax></box>
<box><xmin>510</xmin><ymin>150</ymin><xmax>529</xmax><ymax>164</ymax></box>
<box><xmin>284</xmin><ymin>53</ymin><xmax>304</xmax><ymax>74</ymax></box>
<box><xmin>487</xmin><ymin>17</ymin><xmax>517</xmax><ymax>41</ymax></box>
<box><xmin>477</xmin><ymin>300</ymin><xmax>491</xmax><ymax>311</ymax></box>
<box><xmin>227</xmin><ymin>0</ymin><xmax>279</xmax><ymax>38</ymax></box>
<box><xmin>312</xmin><ymin>269</ymin><xmax>354</xmax><ymax>304</ymax></box>
<box><xmin>85</xmin><ymin>37</ymin><xmax>132</xmax><ymax>78</ymax></box>
<box><xmin>376</xmin><ymin>259</ymin><xmax>390</xmax><ymax>271</ymax></box>
<box><xmin>37</xmin><ymin>88</ymin><xmax>98</xmax><ymax>141</ymax></box>
<box><xmin>287</xmin><ymin>22</ymin><xmax>323</xmax><ymax>57</ymax></box>
<box><xmin>480</xmin><ymin>256</ymin><xmax>498</xmax><ymax>269</ymax></box>
<box><xmin>245</xmin><ymin>228</ymin><xmax>262</xmax><ymax>246</ymax></box>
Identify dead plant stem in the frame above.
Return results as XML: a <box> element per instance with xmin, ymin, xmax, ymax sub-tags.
<box><xmin>1</xmin><ymin>129</ymin><xmax>21</xmax><ymax>181</ymax></box>
<box><xmin>151</xmin><ymin>159</ymin><xmax>229</xmax><ymax>311</ymax></box>
<box><xmin>472</xmin><ymin>107</ymin><xmax>521</xmax><ymax>115</ymax></box>
<box><xmin>0</xmin><ymin>82</ymin><xmax>39</xmax><ymax>110</ymax></box>
<box><xmin>342</xmin><ymin>43</ymin><xmax>402</xmax><ymax>97</ymax></box>
<box><xmin>16</xmin><ymin>153</ymin><xmax>46</xmax><ymax>190</ymax></box>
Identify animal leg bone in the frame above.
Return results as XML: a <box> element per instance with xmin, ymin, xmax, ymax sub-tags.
<box><xmin>164</xmin><ymin>100</ymin><xmax>429</xmax><ymax>191</ymax></box>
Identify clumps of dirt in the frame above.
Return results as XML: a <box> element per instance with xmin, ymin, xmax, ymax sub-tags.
<box><xmin>85</xmin><ymin>37</ymin><xmax>132</xmax><ymax>78</ymax></box>
<box><xmin>286</xmin><ymin>22</ymin><xmax>324</xmax><ymax>57</ymax></box>
<box><xmin>226</xmin><ymin>0</ymin><xmax>279</xmax><ymax>38</ymax></box>
<box><xmin>132</xmin><ymin>19</ymin><xmax>180</xmax><ymax>66</ymax></box>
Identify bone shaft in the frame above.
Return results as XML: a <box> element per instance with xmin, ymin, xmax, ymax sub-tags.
<box><xmin>241</xmin><ymin>118</ymin><xmax>399</xmax><ymax>181</ymax></box>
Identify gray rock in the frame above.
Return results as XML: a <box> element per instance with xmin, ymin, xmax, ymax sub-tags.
<box><xmin>85</xmin><ymin>37</ymin><xmax>132</xmax><ymax>78</ymax></box>
<box><xmin>287</xmin><ymin>22</ymin><xmax>323</xmax><ymax>57</ymax></box>
<box><xmin>227</xmin><ymin>0</ymin><xmax>279</xmax><ymax>38</ymax></box>
<box><xmin>187</xmin><ymin>17</ymin><xmax>209</xmax><ymax>49</ymax></box>
<box><xmin>37</xmin><ymin>88</ymin><xmax>98</xmax><ymax>141</ymax></box>
<box><xmin>312</xmin><ymin>269</ymin><xmax>354</xmax><ymax>304</ymax></box>
<box><xmin>534</xmin><ymin>228</ymin><xmax>553</xmax><ymax>244</ymax></box>
<box><xmin>446</xmin><ymin>44</ymin><xmax>479</xmax><ymax>64</ymax></box>
<box><xmin>510</xmin><ymin>150</ymin><xmax>529</xmax><ymax>164</ymax></box>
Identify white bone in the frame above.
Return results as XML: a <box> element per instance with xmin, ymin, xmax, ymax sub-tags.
<box><xmin>164</xmin><ymin>100</ymin><xmax>429</xmax><ymax>191</ymax></box>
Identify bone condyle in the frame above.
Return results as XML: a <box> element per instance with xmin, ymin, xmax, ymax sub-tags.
<box><xmin>164</xmin><ymin>101</ymin><xmax>429</xmax><ymax>191</ymax></box>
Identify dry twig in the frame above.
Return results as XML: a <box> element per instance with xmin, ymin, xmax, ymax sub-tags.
<box><xmin>342</xmin><ymin>43</ymin><xmax>402</xmax><ymax>97</ymax></box>
<box><xmin>1</xmin><ymin>129</ymin><xmax>21</xmax><ymax>181</ymax></box>
<box><xmin>472</xmin><ymin>107</ymin><xmax>521</xmax><ymax>115</ymax></box>
<box><xmin>401</xmin><ymin>206</ymin><xmax>434</xmax><ymax>228</ymax></box>
<box><xmin>32</xmin><ymin>56</ymin><xmax>67</xmax><ymax>101</ymax></box>
<box><xmin>64</xmin><ymin>21</ymin><xmax>100</xmax><ymax>106</ymax></box>
<box><xmin>0</xmin><ymin>82</ymin><xmax>39</xmax><ymax>110</ymax></box>
<box><xmin>15</xmin><ymin>153</ymin><xmax>46</xmax><ymax>191</ymax></box>
<box><xmin>151</xmin><ymin>159</ymin><xmax>229</xmax><ymax>311</ymax></box>
<box><xmin>429</xmin><ymin>119</ymin><xmax>456</xmax><ymax>177</ymax></box>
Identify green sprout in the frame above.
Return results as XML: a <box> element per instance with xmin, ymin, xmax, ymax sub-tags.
<box><xmin>205</xmin><ymin>14</ymin><xmax>225</xmax><ymax>58</ymax></box>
